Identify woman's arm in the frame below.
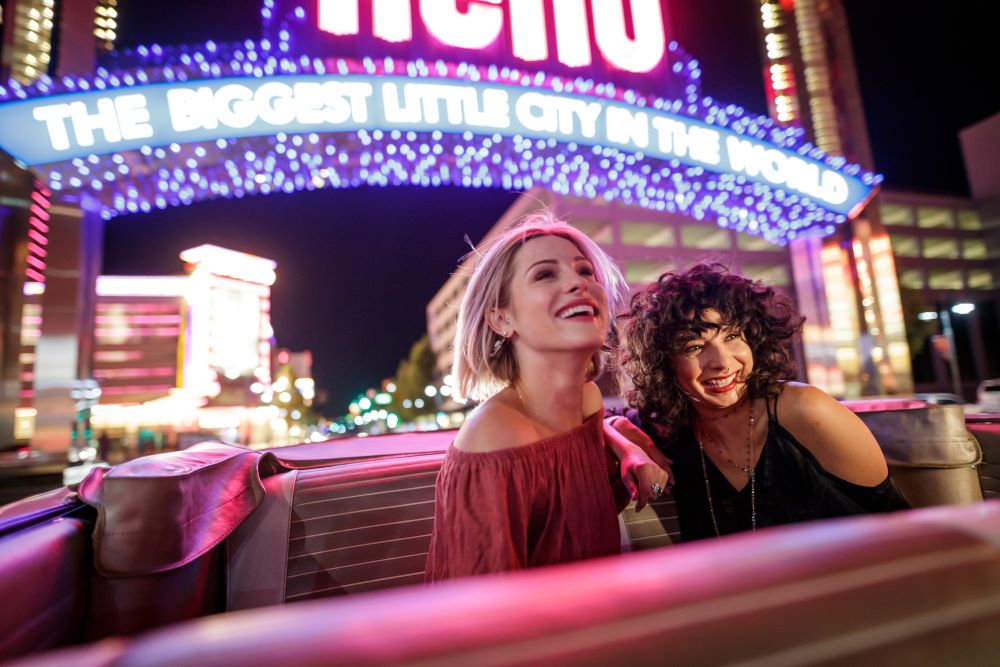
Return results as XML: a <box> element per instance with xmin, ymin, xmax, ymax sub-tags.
<box><xmin>602</xmin><ymin>417</ymin><xmax>673</xmax><ymax>511</ymax></box>
<box><xmin>585</xmin><ymin>381</ymin><xmax>671</xmax><ymax>510</ymax></box>
<box><xmin>776</xmin><ymin>383</ymin><xmax>890</xmax><ymax>486</ymax></box>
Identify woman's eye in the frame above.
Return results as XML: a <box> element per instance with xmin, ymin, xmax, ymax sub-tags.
<box><xmin>533</xmin><ymin>270</ymin><xmax>554</xmax><ymax>280</ymax></box>
<box><xmin>682</xmin><ymin>344</ymin><xmax>702</xmax><ymax>355</ymax></box>
<box><xmin>725</xmin><ymin>332</ymin><xmax>740</xmax><ymax>341</ymax></box>
<box><xmin>578</xmin><ymin>265</ymin><xmax>595</xmax><ymax>277</ymax></box>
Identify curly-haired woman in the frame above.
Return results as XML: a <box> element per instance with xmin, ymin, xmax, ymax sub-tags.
<box><xmin>612</xmin><ymin>263</ymin><xmax>908</xmax><ymax>541</ymax></box>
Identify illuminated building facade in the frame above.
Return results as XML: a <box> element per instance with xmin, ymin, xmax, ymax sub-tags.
<box><xmin>751</xmin><ymin>0</ymin><xmax>999</xmax><ymax>399</ymax></box>
<box><xmin>751</xmin><ymin>0</ymin><xmax>912</xmax><ymax>397</ymax></box>
<box><xmin>0</xmin><ymin>0</ymin><xmax>55</xmax><ymax>84</ymax></box>
<box><xmin>15</xmin><ymin>245</ymin><xmax>280</xmax><ymax>446</ymax></box>
<box><xmin>879</xmin><ymin>191</ymin><xmax>998</xmax><ymax>395</ymax></box>
<box><xmin>0</xmin><ymin>0</ymin><xmax>116</xmax><ymax>85</ymax></box>
<box><xmin>0</xmin><ymin>153</ymin><xmax>39</xmax><ymax>445</ymax></box>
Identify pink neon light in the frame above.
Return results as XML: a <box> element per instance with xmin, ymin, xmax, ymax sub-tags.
<box><xmin>96</xmin><ymin>276</ymin><xmax>188</xmax><ymax>297</ymax></box>
<box><xmin>592</xmin><ymin>0</ymin><xmax>666</xmax><ymax>73</ymax></box>
<box><xmin>20</xmin><ymin>372</ymin><xmax>33</xmax><ymax>382</ymax></box>
<box><xmin>20</xmin><ymin>389</ymin><xmax>34</xmax><ymax>399</ymax></box>
<box><xmin>95</xmin><ymin>367</ymin><xmax>176</xmax><ymax>380</ymax></box>
<box><xmin>318</xmin><ymin>0</ymin><xmax>358</xmax><ymax>36</ymax></box>
<box><xmin>101</xmin><ymin>384</ymin><xmax>175</xmax><ymax>396</ymax></box>
<box><xmin>95</xmin><ymin>315</ymin><xmax>182</xmax><ymax>325</ymax></box>
<box><xmin>97</xmin><ymin>302</ymin><xmax>181</xmax><ymax>313</ymax></box>
<box><xmin>27</xmin><ymin>242</ymin><xmax>47</xmax><ymax>258</ymax></box>
<box><xmin>21</xmin><ymin>316</ymin><xmax>42</xmax><ymax>325</ymax></box>
<box><xmin>25</xmin><ymin>268</ymin><xmax>45</xmax><ymax>282</ymax></box>
<box><xmin>553</xmin><ymin>0</ymin><xmax>591</xmax><ymax>67</ymax></box>
<box><xmin>179</xmin><ymin>245</ymin><xmax>276</xmax><ymax>286</ymax></box>
<box><xmin>30</xmin><ymin>204</ymin><xmax>50</xmax><ymax>222</ymax></box>
<box><xmin>26</xmin><ymin>256</ymin><xmax>46</xmax><ymax>271</ymax></box>
<box><xmin>31</xmin><ymin>190</ymin><xmax>50</xmax><ymax>207</ymax></box>
<box><xmin>509</xmin><ymin>0</ymin><xmax>547</xmax><ymax>61</ymax></box>
<box><xmin>22</xmin><ymin>329</ymin><xmax>40</xmax><ymax>338</ymax></box>
<box><xmin>96</xmin><ymin>327</ymin><xmax>181</xmax><ymax>338</ymax></box>
<box><xmin>374</xmin><ymin>0</ymin><xmax>413</xmax><ymax>42</ymax></box>
<box><xmin>420</xmin><ymin>0</ymin><xmax>503</xmax><ymax>51</ymax></box>
<box><xmin>29</xmin><ymin>216</ymin><xmax>49</xmax><ymax>234</ymax></box>
<box><xmin>28</xmin><ymin>229</ymin><xmax>47</xmax><ymax>245</ymax></box>
<box><xmin>94</xmin><ymin>351</ymin><xmax>145</xmax><ymax>362</ymax></box>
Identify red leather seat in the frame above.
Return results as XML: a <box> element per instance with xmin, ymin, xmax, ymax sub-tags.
<box><xmin>18</xmin><ymin>501</ymin><xmax>1000</xmax><ymax>667</ymax></box>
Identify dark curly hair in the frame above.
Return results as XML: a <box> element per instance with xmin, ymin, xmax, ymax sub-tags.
<box><xmin>616</xmin><ymin>263</ymin><xmax>804</xmax><ymax>436</ymax></box>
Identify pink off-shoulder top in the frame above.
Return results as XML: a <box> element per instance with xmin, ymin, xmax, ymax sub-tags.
<box><xmin>425</xmin><ymin>411</ymin><xmax>621</xmax><ymax>581</ymax></box>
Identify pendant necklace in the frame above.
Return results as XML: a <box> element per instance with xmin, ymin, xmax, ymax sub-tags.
<box><xmin>696</xmin><ymin>401</ymin><xmax>757</xmax><ymax>536</ymax></box>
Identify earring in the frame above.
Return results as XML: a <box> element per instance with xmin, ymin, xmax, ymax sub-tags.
<box><xmin>490</xmin><ymin>330</ymin><xmax>509</xmax><ymax>357</ymax></box>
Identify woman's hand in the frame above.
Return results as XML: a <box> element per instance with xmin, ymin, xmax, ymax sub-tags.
<box><xmin>603</xmin><ymin>418</ymin><xmax>673</xmax><ymax>511</ymax></box>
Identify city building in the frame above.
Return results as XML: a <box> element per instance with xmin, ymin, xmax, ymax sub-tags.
<box><xmin>752</xmin><ymin>0</ymin><xmax>998</xmax><ymax>397</ymax></box>
<box><xmin>0</xmin><ymin>153</ymin><xmax>39</xmax><ymax>446</ymax></box>
<box><xmin>14</xmin><ymin>244</ymin><xmax>293</xmax><ymax>448</ymax></box>
<box><xmin>0</xmin><ymin>0</ymin><xmax>115</xmax><ymax>84</ymax></box>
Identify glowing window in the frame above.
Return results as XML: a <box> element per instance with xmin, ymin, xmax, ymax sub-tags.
<box><xmin>957</xmin><ymin>210</ymin><xmax>983</xmax><ymax>230</ymax></box>
<box><xmin>922</xmin><ymin>237</ymin><xmax>958</xmax><ymax>259</ymax></box>
<box><xmin>888</xmin><ymin>234</ymin><xmax>920</xmax><ymax>258</ymax></box>
<box><xmin>741</xmin><ymin>263</ymin><xmax>789</xmax><ymax>287</ymax></box>
<box><xmin>962</xmin><ymin>239</ymin><xmax>987</xmax><ymax>260</ymax></box>
<box><xmin>624</xmin><ymin>259</ymin><xmax>673</xmax><ymax>284</ymax></box>
<box><xmin>879</xmin><ymin>203</ymin><xmax>914</xmax><ymax>226</ymax></box>
<box><xmin>681</xmin><ymin>225</ymin><xmax>731</xmax><ymax>249</ymax></box>
<box><xmin>968</xmin><ymin>269</ymin><xmax>994</xmax><ymax>289</ymax></box>
<box><xmin>571</xmin><ymin>219</ymin><xmax>613</xmax><ymax>244</ymax></box>
<box><xmin>927</xmin><ymin>269</ymin><xmax>963</xmax><ymax>289</ymax></box>
<box><xmin>916</xmin><ymin>207</ymin><xmax>953</xmax><ymax>229</ymax></box>
<box><xmin>621</xmin><ymin>221</ymin><xmax>674</xmax><ymax>247</ymax></box>
<box><xmin>897</xmin><ymin>269</ymin><xmax>924</xmax><ymax>289</ymax></box>
<box><xmin>736</xmin><ymin>233</ymin><xmax>777</xmax><ymax>251</ymax></box>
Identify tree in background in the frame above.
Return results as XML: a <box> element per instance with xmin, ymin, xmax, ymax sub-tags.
<box><xmin>393</xmin><ymin>335</ymin><xmax>437</xmax><ymax>422</ymax></box>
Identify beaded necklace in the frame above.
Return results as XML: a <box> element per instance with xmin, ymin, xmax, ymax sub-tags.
<box><xmin>696</xmin><ymin>401</ymin><xmax>757</xmax><ymax>536</ymax></box>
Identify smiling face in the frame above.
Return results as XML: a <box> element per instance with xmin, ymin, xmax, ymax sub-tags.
<box><xmin>495</xmin><ymin>234</ymin><xmax>609</xmax><ymax>359</ymax></box>
<box><xmin>671</xmin><ymin>308</ymin><xmax>754</xmax><ymax>411</ymax></box>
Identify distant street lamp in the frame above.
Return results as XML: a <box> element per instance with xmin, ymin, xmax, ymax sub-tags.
<box><xmin>939</xmin><ymin>303</ymin><xmax>976</xmax><ymax>398</ymax></box>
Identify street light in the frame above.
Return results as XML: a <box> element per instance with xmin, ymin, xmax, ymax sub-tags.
<box><xmin>939</xmin><ymin>303</ymin><xmax>976</xmax><ymax>398</ymax></box>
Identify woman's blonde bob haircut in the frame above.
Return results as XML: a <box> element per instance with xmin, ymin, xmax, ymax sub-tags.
<box><xmin>452</xmin><ymin>211</ymin><xmax>627</xmax><ymax>403</ymax></box>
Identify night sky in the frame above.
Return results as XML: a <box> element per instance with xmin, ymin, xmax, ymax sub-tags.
<box><xmin>104</xmin><ymin>0</ymin><xmax>999</xmax><ymax>414</ymax></box>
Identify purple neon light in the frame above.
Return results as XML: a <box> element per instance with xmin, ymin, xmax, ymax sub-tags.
<box><xmin>0</xmin><ymin>37</ymin><xmax>881</xmax><ymax>244</ymax></box>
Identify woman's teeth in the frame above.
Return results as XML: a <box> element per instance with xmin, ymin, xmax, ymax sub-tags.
<box><xmin>558</xmin><ymin>305</ymin><xmax>595</xmax><ymax>318</ymax></box>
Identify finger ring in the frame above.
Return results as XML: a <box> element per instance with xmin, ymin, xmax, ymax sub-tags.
<box><xmin>651</xmin><ymin>482</ymin><xmax>663</xmax><ymax>498</ymax></box>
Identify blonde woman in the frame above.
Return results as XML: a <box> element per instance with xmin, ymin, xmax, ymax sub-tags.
<box><xmin>426</xmin><ymin>213</ymin><xmax>669</xmax><ymax>581</ymax></box>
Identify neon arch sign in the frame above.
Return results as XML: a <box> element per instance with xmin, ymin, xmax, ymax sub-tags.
<box><xmin>316</xmin><ymin>0</ymin><xmax>668</xmax><ymax>74</ymax></box>
<box><xmin>264</xmin><ymin>0</ymin><xmax>681</xmax><ymax>97</ymax></box>
<box><xmin>0</xmin><ymin>0</ymin><xmax>881</xmax><ymax>244</ymax></box>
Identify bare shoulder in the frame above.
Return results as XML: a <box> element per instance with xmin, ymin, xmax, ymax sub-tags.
<box><xmin>774</xmin><ymin>382</ymin><xmax>889</xmax><ymax>485</ymax></box>
<box><xmin>453</xmin><ymin>395</ymin><xmax>541</xmax><ymax>453</ymax></box>
<box><xmin>775</xmin><ymin>382</ymin><xmax>843</xmax><ymax>420</ymax></box>
<box><xmin>776</xmin><ymin>381</ymin><xmax>867</xmax><ymax>437</ymax></box>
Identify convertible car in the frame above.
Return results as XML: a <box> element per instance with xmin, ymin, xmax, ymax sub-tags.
<box><xmin>2</xmin><ymin>400</ymin><xmax>999</xmax><ymax>666</ymax></box>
